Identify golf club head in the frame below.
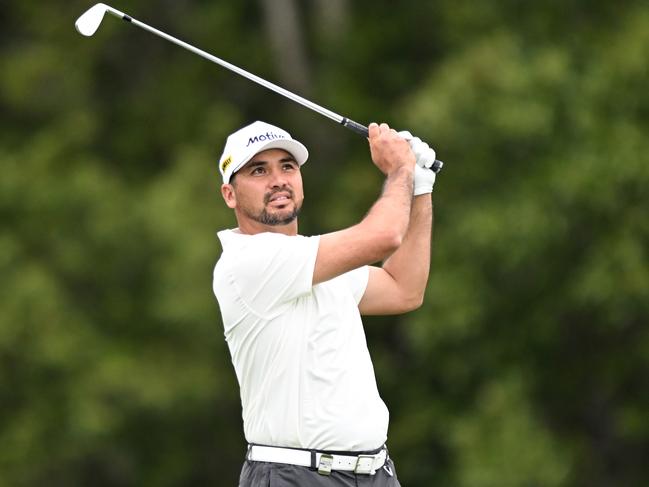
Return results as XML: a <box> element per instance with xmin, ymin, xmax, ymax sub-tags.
<box><xmin>75</xmin><ymin>3</ymin><xmax>109</xmax><ymax>36</ymax></box>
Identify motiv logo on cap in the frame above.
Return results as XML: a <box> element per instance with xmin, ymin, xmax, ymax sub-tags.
<box><xmin>218</xmin><ymin>121</ymin><xmax>309</xmax><ymax>184</ymax></box>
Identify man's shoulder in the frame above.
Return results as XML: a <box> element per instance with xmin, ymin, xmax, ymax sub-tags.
<box><xmin>213</xmin><ymin>230</ymin><xmax>321</xmax><ymax>312</ymax></box>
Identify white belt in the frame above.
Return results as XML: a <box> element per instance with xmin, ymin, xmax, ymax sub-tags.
<box><xmin>247</xmin><ymin>444</ymin><xmax>388</xmax><ymax>476</ymax></box>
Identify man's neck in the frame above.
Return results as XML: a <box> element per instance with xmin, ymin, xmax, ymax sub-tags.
<box><xmin>237</xmin><ymin>220</ymin><xmax>298</xmax><ymax>236</ymax></box>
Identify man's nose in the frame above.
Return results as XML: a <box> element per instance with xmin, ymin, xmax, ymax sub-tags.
<box><xmin>268</xmin><ymin>168</ymin><xmax>288</xmax><ymax>188</ymax></box>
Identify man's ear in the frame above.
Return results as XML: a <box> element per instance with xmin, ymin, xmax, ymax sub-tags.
<box><xmin>221</xmin><ymin>183</ymin><xmax>236</xmax><ymax>209</ymax></box>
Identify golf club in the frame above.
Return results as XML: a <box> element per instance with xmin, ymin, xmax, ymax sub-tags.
<box><xmin>75</xmin><ymin>3</ymin><xmax>443</xmax><ymax>173</ymax></box>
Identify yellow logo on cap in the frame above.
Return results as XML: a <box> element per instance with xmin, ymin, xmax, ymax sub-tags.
<box><xmin>221</xmin><ymin>155</ymin><xmax>232</xmax><ymax>172</ymax></box>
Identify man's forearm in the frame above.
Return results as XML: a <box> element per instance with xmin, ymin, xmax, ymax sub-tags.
<box><xmin>362</xmin><ymin>166</ymin><xmax>414</xmax><ymax>243</ymax></box>
<box><xmin>381</xmin><ymin>194</ymin><xmax>433</xmax><ymax>304</ymax></box>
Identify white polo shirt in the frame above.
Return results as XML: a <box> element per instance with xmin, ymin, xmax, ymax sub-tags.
<box><xmin>213</xmin><ymin>229</ymin><xmax>389</xmax><ymax>451</ymax></box>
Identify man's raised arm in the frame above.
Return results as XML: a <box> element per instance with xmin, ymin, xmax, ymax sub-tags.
<box><xmin>359</xmin><ymin>139</ymin><xmax>437</xmax><ymax>315</ymax></box>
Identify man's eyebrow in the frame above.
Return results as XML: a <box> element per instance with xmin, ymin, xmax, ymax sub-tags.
<box><xmin>240</xmin><ymin>160</ymin><xmax>269</xmax><ymax>172</ymax></box>
<box><xmin>246</xmin><ymin>155</ymin><xmax>296</xmax><ymax>167</ymax></box>
<box><xmin>246</xmin><ymin>160</ymin><xmax>268</xmax><ymax>167</ymax></box>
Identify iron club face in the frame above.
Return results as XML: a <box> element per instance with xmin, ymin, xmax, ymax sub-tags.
<box><xmin>75</xmin><ymin>3</ymin><xmax>127</xmax><ymax>37</ymax></box>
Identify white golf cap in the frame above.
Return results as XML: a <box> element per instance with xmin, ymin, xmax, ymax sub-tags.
<box><xmin>218</xmin><ymin>121</ymin><xmax>309</xmax><ymax>184</ymax></box>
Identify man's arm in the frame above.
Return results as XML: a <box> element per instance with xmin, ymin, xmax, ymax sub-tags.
<box><xmin>358</xmin><ymin>193</ymin><xmax>433</xmax><ymax>315</ymax></box>
<box><xmin>312</xmin><ymin>122</ymin><xmax>415</xmax><ymax>285</ymax></box>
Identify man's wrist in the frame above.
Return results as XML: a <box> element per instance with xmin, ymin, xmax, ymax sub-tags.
<box><xmin>386</xmin><ymin>165</ymin><xmax>414</xmax><ymax>185</ymax></box>
<box><xmin>388</xmin><ymin>163</ymin><xmax>415</xmax><ymax>175</ymax></box>
<box><xmin>413</xmin><ymin>165</ymin><xmax>435</xmax><ymax>195</ymax></box>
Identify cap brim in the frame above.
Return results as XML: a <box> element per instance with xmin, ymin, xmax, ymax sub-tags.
<box><xmin>228</xmin><ymin>139</ymin><xmax>309</xmax><ymax>182</ymax></box>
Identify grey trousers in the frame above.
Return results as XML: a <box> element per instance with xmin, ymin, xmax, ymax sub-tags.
<box><xmin>239</xmin><ymin>457</ymin><xmax>401</xmax><ymax>486</ymax></box>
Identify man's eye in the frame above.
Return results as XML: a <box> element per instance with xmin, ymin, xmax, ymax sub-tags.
<box><xmin>252</xmin><ymin>167</ymin><xmax>265</xmax><ymax>175</ymax></box>
<box><xmin>283</xmin><ymin>164</ymin><xmax>296</xmax><ymax>171</ymax></box>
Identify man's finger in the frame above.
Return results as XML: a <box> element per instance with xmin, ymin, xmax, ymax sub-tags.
<box><xmin>420</xmin><ymin>148</ymin><xmax>437</xmax><ymax>168</ymax></box>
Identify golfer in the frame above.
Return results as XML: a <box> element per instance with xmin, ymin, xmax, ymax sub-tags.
<box><xmin>213</xmin><ymin>120</ymin><xmax>437</xmax><ymax>486</ymax></box>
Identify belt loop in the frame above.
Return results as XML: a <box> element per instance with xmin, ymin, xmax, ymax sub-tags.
<box><xmin>309</xmin><ymin>450</ymin><xmax>317</xmax><ymax>470</ymax></box>
<box><xmin>246</xmin><ymin>444</ymin><xmax>252</xmax><ymax>461</ymax></box>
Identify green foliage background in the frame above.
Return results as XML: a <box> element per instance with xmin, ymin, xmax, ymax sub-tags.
<box><xmin>2</xmin><ymin>1</ymin><xmax>648</xmax><ymax>485</ymax></box>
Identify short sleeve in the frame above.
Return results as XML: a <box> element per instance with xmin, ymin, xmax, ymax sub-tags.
<box><xmin>343</xmin><ymin>265</ymin><xmax>370</xmax><ymax>304</ymax></box>
<box><xmin>225</xmin><ymin>232</ymin><xmax>320</xmax><ymax>317</ymax></box>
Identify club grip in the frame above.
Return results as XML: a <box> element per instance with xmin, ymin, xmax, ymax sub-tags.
<box><xmin>341</xmin><ymin>117</ymin><xmax>444</xmax><ymax>173</ymax></box>
<box><xmin>341</xmin><ymin>118</ymin><xmax>369</xmax><ymax>137</ymax></box>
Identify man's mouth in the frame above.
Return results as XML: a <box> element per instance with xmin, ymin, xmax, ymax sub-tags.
<box><xmin>266</xmin><ymin>190</ymin><xmax>293</xmax><ymax>206</ymax></box>
<box><xmin>270</xmin><ymin>194</ymin><xmax>290</xmax><ymax>202</ymax></box>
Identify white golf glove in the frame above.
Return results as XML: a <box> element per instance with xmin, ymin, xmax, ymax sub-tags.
<box><xmin>398</xmin><ymin>130</ymin><xmax>437</xmax><ymax>169</ymax></box>
<box><xmin>413</xmin><ymin>164</ymin><xmax>436</xmax><ymax>195</ymax></box>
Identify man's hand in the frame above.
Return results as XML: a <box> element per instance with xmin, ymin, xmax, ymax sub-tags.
<box><xmin>397</xmin><ymin>130</ymin><xmax>438</xmax><ymax>195</ymax></box>
<box><xmin>413</xmin><ymin>165</ymin><xmax>436</xmax><ymax>195</ymax></box>
<box><xmin>368</xmin><ymin>123</ymin><xmax>416</xmax><ymax>176</ymax></box>
<box><xmin>397</xmin><ymin>131</ymin><xmax>436</xmax><ymax>169</ymax></box>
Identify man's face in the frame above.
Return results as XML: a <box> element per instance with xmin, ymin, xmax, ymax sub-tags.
<box><xmin>221</xmin><ymin>148</ymin><xmax>304</xmax><ymax>232</ymax></box>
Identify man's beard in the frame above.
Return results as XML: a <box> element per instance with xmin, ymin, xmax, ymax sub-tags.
<box><xmin>256</xmin><ymin>206</ymin><xmax>301</xmax><ymax>226</ymax></box>
<box><xmin>243</xmin><ymin>187</ymin><xmax>301</xmax><ymax>226</ymax></box>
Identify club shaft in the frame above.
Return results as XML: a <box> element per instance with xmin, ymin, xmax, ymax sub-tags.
<box><xmin>101</xmin><ymin>7</ymin><xmax>443</xmax><ymax>171</ymax></box>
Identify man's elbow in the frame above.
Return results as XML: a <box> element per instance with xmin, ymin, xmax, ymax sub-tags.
<box><xmin>400</xmin><ymin>291</ymin><xmax>425</xmax><ymax>313</ymax></box>
<box><xmin>409</xmin><ymin>294</ymin><xmax>425</xmax><ymax>312</ymax></box>
<box><xmin>375</xmin><ymin>229</ymin><xmax>403</xmax><ymax>258</ymax></box>
<box><xmin>385</xmin><ymin>232</ymin><xmax>403</xmax><ymax>255</ymax></box>
<box><xmin>357</xmin><ymin>219</ymin><xmax>405</xmax><ymax>261</ymax></box>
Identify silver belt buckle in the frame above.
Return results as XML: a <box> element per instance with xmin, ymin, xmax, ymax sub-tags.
<box><xmin>317</xmin><ymin>454</ymin><xmax>333</xmax><ymax>475</ymax></box>
<box><xmin>354</xmin><ymin>454</ymin><xmax>376</xmax><ymax>475</ymax></box>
